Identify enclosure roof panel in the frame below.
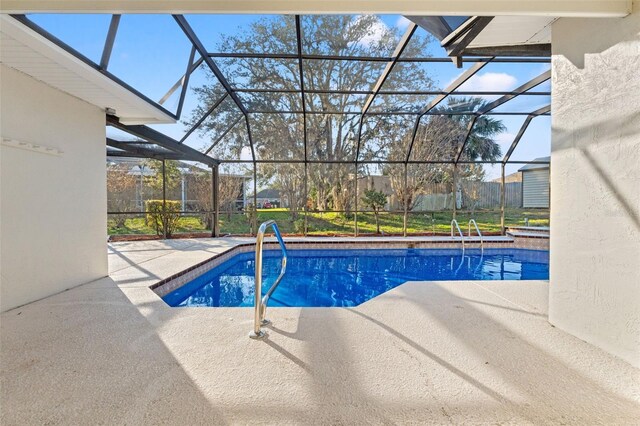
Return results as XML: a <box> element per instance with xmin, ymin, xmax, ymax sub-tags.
<box><xmin>3</xmin><ymin>12</ymin><xmax>555</xmax><ymax>166</ymax></box>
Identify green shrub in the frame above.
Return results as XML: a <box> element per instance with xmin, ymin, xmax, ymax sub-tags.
<box><xmin>361</xmin><ymin>189</ymin><xmax>387</xmax><ymax>234</ymax></box>
<box><xmin>294</xmin><ymin>218</ymin><xmax>309</xmax><ymax>233</ymax></box>
<box><xmin>340</xmin><ymin>212</ymin><xmax>354</xmax><ymax>221</ymax></box>
<box><xmin>145</xmin><ymin>200</ymin><xmax>181</xmax><ymax>237</ymax></box>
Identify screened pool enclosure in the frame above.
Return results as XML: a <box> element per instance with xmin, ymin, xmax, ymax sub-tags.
<box><xmin>13</xmin><ymin>14</ymin><xmax>551</xmax><ymax>237</ymax></box>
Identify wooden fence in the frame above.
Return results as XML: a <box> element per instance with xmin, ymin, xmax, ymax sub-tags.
<box><xmin>411</xmin><ymin>182</ymin><xmax>521</xmax><ymax>211</ymax></box>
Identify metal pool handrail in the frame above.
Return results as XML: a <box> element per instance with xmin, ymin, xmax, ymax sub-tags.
<box><xmin>250</xmin><ymin>220</ymin><xmax>288</xmax><ymax>339</ymax></box>
<box><xmin>468</xmin><ymin>219</ymin><xmax>484</xmax><ymax>251</ymax></box>
<box><xmin>451</xmin><ymin>219</ymin><xmax>465</xmax><ymax>250</ymax></box>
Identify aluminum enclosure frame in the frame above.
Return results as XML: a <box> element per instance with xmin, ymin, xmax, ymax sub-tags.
<box><xmin>9</xmin><ymin>14</ymin><xmax>551</xmax><ymax>237</ymax></box>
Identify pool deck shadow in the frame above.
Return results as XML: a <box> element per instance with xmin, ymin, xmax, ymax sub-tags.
<box><xmin>2</xmin><ymin>237</ymin><xmax>639</xmax><ymax>424</ymax></box>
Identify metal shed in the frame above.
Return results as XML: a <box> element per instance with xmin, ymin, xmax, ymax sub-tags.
<box><xmin>519</xmin><ymin>156</ymin><xmax>550</xmax><ymax>208</ymax></box>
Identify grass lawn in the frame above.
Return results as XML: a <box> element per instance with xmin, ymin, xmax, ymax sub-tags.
<box><xmin>109</xmin><ymin>209</ymin><xmax>549</xmax><ymax>237</ymax></box>
<box><xmin>108</xmin><ymin>215</ymin><xmax>208</xmax><ymax>235</ymax></box>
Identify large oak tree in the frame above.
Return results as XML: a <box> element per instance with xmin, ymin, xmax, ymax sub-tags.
<box><xmin>186</xmin><ymin>15</ymin><xmax>503</xmax><ymax>215</ymax></box>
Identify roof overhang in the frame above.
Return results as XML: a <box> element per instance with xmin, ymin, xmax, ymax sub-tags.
<box><xmin>0</xmin><ymin>0</ymin><xmax>631</xmax><ymax>17</ymax></box>
<box><xmin>408</xmin><ymin>15</ymin><xmax>556</xmax><ymax>64</ymax></box>
<box><xmin>0</xmin><ymin>14</ymin><xmax>174</xmax><ymax>125</ymax></box>
<box><xmin>466</xmin><ymin>16</ymin><xmax>556</xmax><ymax>49</ymax></box>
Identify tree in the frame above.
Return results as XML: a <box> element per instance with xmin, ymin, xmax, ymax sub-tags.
<box><xmin>186</xmin><ymin>16</ymin><xmax>507</xmax><ymax>225</ymax></box>
<box><xmin>258</xmin><ymin>163</ymin><xmax>305</xmax><ymax>219</ymax></box>
<box><xmin>382</xmin><ymin>114</ymin><xmax>464</xmax><ymax>211</ymax></box>
<box><xmin>374</xmin><ymin>97</ymin><xmax>505</xmax><ymax>212</ymax></box>
<box><xmin>218</xmin><ymin>174</ymin><xmax>244</xmax><ymax>218</ymax></box>
<box><xmin>145</xmin><ymin>160</ymin><xmax>181</xmax><ymax>198</ymax></box>
<box><xmin>189</xmin><ymin>166</ymin><xmax>215</xmax><ymax>229</ymax></box>
<box><xmin>361</xmin><ymin>189</ymin><xmax>387</xmax><ymax>234</ymax></box>
<box><xmin>186</xmin><ymin>15</ymin><xmax>436</xmax><ymax>212</ymax></box>
<box><xmin>449</xmin><ymin>97</ymin><xmax>504</xmax><ymax>162</ymax></box>
<box><xmin>106</xmin><ymin>162</ymin><xmax>140</xmax><ymax>227</ymax></box>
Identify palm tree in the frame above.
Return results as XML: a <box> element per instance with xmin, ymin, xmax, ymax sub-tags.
<box><xmin>442</xmin><ymin>97</ymin><xmax>505</xmax><ymax>162</ymax></box>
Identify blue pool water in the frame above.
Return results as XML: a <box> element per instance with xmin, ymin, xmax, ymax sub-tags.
<box><xmin>163</xmin><ymin>248</ymin><xmax>548</xmax><ymax>308</ymax></box>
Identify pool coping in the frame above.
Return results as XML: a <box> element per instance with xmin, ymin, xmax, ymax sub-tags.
<box><xmin>150</xmin><ymin>235</ymin><xmax>549</xmax><ymax>298</ymax></box>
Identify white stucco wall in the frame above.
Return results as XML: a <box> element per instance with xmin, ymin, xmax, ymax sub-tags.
<box><xmin>550</xmin><ymin>7</ymin><xmax>640</xmax><ymax>367</ymax></box>
<box><xmin>0</xmin><ymin>65</ymin><xmax>107</xmax><ymax>312</ymax></box>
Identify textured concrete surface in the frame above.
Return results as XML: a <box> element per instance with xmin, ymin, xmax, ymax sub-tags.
<box><xmin>550</xmin><ymin>5</ymin><xmax>640</xmax><ymax>367</ymax></box>
<box><xmin>1</xmin><ymin>238</ymin><xmax>639</xmax><ymax>425</ymax></box>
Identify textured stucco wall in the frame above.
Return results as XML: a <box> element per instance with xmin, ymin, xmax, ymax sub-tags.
<box><xmin>550</xmin><ymin>6</ymin><xmax>640</xmax><ymax>367</ymax></box>
<box><xmin>0</xmin><ymin>65</ymin><xmax>108</xmax><ymax>312</ymax></box>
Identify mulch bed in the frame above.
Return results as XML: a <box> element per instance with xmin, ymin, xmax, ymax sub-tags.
<box><xmin>109</xmin><ymin>232</ymin><xmax>213</xmax><ymax>242</ymax></box>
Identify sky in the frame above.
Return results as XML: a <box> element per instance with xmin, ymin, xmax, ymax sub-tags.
<box><xmin>28</xmin><ymin>13</ymin><xmax>550</xmax><ymax>180</ymax></box>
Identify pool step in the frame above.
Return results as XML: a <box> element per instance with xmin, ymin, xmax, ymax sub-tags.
<box><xmin>506</xmin><ymin>225</ymin><xmax>549</xmax><ymax>239</ymax></box>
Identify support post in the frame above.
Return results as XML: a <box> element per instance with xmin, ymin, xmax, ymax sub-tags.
<box><xmin>296</xmin><ymin>16</ymin><xmax>309</xmax><ymax>237</ymax></box>
<box><xmin>452</xmin><ymin>163</ymin><xmax>457</xmax><ymax>220</ymax></box>
<box><xmin>162</xmin><ymin>159</ymin><xmax>167</xmax><ymax>239</ymax></box>
<box><xmin>500</xmin><ymin>163</ymin><xmax>506</xmax><ymax>235</ymax></box>
<box><xmin>304</xmin><ymin>162</ymin><xmax>308</xmax><ymax>236</ymax></box>
<box><xmin>212</xmin><ymin>164</ymin><xmax>219</xmax><ymax>237</ymax></box>
<box><xmin>403</xmin><ymin>163</ymin><xmax>408</xmax><ymax>237</ymax></box>
<box><xmin>354</xmin><ymin>165</ymin><xmax>358</xmax><ymax>237</ymax></box>
<box><xmin>252</xmin><ymin>163</ymin><xmax>258</xmax><ymax>236</ymax></box>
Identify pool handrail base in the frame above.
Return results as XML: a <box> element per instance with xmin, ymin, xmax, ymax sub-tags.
<box><xmin>251</xmin><ymin>220</ymin><xmax>288</xmax><ymax>339</ymax></box>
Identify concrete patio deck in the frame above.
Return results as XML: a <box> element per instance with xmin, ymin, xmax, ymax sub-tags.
<box><xmin>1</xmin><ymin>238</ymin><xmax>639</xmax><ymax>424</ymax></box>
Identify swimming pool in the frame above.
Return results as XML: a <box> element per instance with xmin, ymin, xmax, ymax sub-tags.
<box><xmin>162</xmin><ymin>248</ymin><xmax>548</xmax><ymax>308</ymax></box>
